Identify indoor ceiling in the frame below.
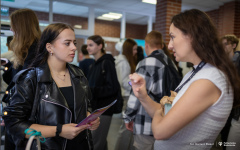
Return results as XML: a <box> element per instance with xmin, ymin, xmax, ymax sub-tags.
<box><xmin>1</xmin><ymin>0</ymin><xmax>234</xmax><ymax>25</ymax></box>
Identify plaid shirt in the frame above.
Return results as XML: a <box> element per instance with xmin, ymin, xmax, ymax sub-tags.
<box><xmin>124</xmin><ymin>50</ymin><xmax>168</xmax><ymax>136</ymax></box>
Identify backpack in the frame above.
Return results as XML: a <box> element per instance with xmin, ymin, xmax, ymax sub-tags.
<box><xmin>101</xmin><ymin>60</ymin><xmax>123</xmax><ymax>114</ymax></box>
<box><xmin>149</xmin><ymin>54</ymin><xmax>182</xmax><ymax>97</ymax></box>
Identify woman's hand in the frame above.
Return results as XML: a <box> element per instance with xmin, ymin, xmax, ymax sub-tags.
<box><xmin>60</xmin><ymin>123</ymin><xmax>89</xmax><ymax>140</ymax></box>
<box><xmin>129</xmin><ymin>73</ymin><xmax>148</xmax><ymax>102</ymax></box>
<box><xmin>88</xmin><ymin>117</ymin><xmax>100</xmax><ymax>131</ymax></box>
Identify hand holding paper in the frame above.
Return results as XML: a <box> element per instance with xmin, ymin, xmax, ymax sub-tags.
<box><xmin>76</xmin><ymin>100</ymin><xmax>117</xmax><ymax>127</ymax></box>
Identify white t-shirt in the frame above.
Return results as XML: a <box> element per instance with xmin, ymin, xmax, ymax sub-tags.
<box><xmin>154</xmin><ymin>63</ymin><xmax>233</xmax><ymax>150</ymax></box>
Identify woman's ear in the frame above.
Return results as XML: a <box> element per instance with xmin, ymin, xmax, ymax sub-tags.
<box><xmin>233</xmin><ymin>43</ymin><xmax>237</xmax><ymax>49</ymax></box>
<box><xmin>99</xmin><ymin>43</ymin><xmax>103</xmax><ymax>51</ymax></box>
<box><xmin>46</xmin><ymin>43</ymin><xmax>52</xmax><ymax>52</ymax></box>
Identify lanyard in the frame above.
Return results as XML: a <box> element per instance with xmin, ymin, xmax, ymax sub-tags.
<box><xmin>175</xmin><ymin>61</ymin><xmax>206</xmax><ymax>93</ymax></box>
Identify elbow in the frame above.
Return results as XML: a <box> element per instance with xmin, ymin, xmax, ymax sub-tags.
<box><xmin>152</xmin><ymin>126</ymin><xmax>171</xmax><ymax>140</ymax></box>
<box><xmin>153</xmin><ymin>132</ymin><xmax>169</xmax><ymax>140</ymax></box>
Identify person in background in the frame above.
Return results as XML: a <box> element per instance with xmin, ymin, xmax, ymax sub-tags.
<box><xmin>0</xmin><ymin>35</ymin><xmax>14</xmax><ymax>145</ymax></box>
<box><xmin>1</xmin><ymin>36</ymin><xmax>14</xmax><ymax>92</ymax></box>
<box><xmin>128</xmin><ymin>9</ymin><xmax>240</xmax><ymax>150</ymax></box>
<box><xmin>221</xmin><ymin>34</ymin><xmax>240</xmax><ymax>150</ymax></box>
<box><xmin>87</xmin><ymin>35</ymin><xmax>120</xmax><ymax>150</ymax></box>
<box><xmin>124</xmin><ymin>31</ymin><xmax>177</xmax><ymax>150</ymax></box>
<box><xmin>1</xmin><ymin>36</ymin><xmax>14</xmax><ymax>62</ymax></box>
<box><xmin>1</xmin><ymin>9</ymin><xmax>41</xmax><ymax>85</ymax></box>
<box><xmin>0</xmin><ymin>8</ymin><xmax>41</xmax><ymax>149</ymax></box>
<box><xmin>3</xmin><ymin>23</ymin><xmax>100</xmax><ymax>150</ymax></box>
<box><xmin>137</xmin><ymin>46</ymin><xmax>144</xmax><ymax>64</ymax></box>
<box><xmin>114</xmin><ymin>39</ymin><xmax>138</xmax><ymax>150</ymax></box>
<box><xmin>78</xmin><ymin>44</ymin><xmax>94</xmax><ymax>77</ymax></box>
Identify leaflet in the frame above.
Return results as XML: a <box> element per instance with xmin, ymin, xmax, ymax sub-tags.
<box><xmin>76</xmin><ymin>100</ymin><xmax>117</xmax><ymax>127</ymax></box>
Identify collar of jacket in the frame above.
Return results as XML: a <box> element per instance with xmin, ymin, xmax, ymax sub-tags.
<box><xmin>36</xmin><ymin>63</ymin><xmax>84</xmax><ymax>83</ymax></box>
<box><xmin>35</xmin><ymin>63</ymin><xmax>87</xmax><ymax>123</ymax></box>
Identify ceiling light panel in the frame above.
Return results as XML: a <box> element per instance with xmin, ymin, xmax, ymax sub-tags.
<box><xmin>142</xmin><ymin>0</ymin><xmax>157</xmax><ymax>5</ymax></box>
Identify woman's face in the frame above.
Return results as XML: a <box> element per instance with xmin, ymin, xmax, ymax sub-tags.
<box><xmin>132</xmin><ymin>45</ymin><xmax>137</xmax><ymax>56</ymax></box>
<box><xmin>168</xmin><ymin>23</ymin><xmax>194</xmax><ymax>62</ymax></box>
<box><xmin>49</xmin><ymin>29</ymin><xmax>77</xmax><ymax>63</ymax></box>
<box><xmin>86</xmin><ymin>40</ymin><xmax>102</xmax><ymax>56</ymax></box>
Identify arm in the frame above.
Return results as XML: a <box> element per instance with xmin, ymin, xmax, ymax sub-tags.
<box><xmin>130</xmin><ymin>73</ymin><xmax>221</xmax><ymax>140</ymax></box>
<box><xmin>152</xmin><ymin>79</ymin><xmax>220</xmax><ymax>140</ymax></box>
<box><xmin>124</xmin><ymin>60</ymin><xmax>159</xmax><ymax>124</ymax></box>
<box><xmin>129</xmin><ymin>73</ymin><xmax>162</xmax><ymax>117</ymax></box>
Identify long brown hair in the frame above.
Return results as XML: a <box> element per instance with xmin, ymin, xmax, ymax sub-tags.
<box><xmin>10</xmin><ymin>8</ymin><xmax>41</xmax><ymax>68</ymax></box>
<box><xmin>172</xmin><ymin>9</ymin><xmax>240</xmax><ymax>107</ymax></box>
<box><xmin>122</xmin><ymin>38</ymin><xmax>137</xmax><ymax>73</ymax></box>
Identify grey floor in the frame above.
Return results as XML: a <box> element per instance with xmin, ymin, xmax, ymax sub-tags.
<box><xmin>107</xmin><ymin>113</ymin><xmax>122</xmax><ymax>150</ymax></box>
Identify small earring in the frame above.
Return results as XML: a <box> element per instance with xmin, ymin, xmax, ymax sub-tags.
<box><xmin>50</xmin><ymin>52</ymin><xmax>53</xmax><ymax>56</ymax></box>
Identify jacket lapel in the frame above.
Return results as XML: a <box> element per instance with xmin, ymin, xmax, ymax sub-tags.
<box><xmin>37</xmin><ymin>63</ymin><xmax>69</xmax><ymax>107</ymax></box>
<box><xmin>68</xmin><ymin>64</ymin><xmax>86</xmax><ymax>122</ymax></box>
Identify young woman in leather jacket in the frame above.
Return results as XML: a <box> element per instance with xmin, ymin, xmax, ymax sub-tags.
<box><xmin>3</xmin><ymin>23</ymin><xmax>100</xmax><ymax>150</ymax></box>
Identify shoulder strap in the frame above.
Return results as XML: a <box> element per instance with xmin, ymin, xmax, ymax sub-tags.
<box><xmin>102</xmin><ymin>60</ymin><xmax>106</xmax><ymax>74</ymax></box>
<box><xmin>148</xmin><ymin>54</ymin><xmax>168</xmax><ymax>66</ymax></box>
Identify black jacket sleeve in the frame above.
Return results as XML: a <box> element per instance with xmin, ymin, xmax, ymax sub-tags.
<box><xmin>2</xmin><ymin>70</ymin><xmax>36</xmax><ymax>145</ymax></box>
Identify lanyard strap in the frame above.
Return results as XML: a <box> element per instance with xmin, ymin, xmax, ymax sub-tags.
<box><xmin>175</xmin><ymin>61</ymin><xmax>206</xmax><ymax>93</ymax></box>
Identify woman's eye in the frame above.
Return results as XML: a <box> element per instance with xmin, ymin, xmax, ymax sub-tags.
<box><xmin>74</xmin><ymin>42</ymin><xmax>77</xmax><ymax>46</ymax></box>
<box><xmin>65</xmin><ymin>43</ymin><xmax>70</xmax><ymax>46</ymax></box>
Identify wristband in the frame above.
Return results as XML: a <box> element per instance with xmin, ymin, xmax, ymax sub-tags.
<box><xmin>56</xmin><ymin>124</ymin><xmax>62</xmax><ymax>137</ymax></box>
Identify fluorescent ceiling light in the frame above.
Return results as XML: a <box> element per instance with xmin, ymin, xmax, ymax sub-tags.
<box><xmin>102</xmin><ymin>14</ymin><xmax>122</xmax><ymax>19</ymax></box>
<box><xmin>142</xmin><ymin>0</ymin><xmax>156</xmax><ymax>5</ymax></box>
<box><xmin>97</xmin><ymin>16</ymin><xmax>114</xmax><ymax>21</ymax></box>
<box><xmin>74</xmin><ymin>25</ymin><xmax>82</xmax><ymax>29</ymax></box>
<box><xmin>109</xmin><ymin>12</ymin><xmax>122</xmax><ymax>17</ymax></box>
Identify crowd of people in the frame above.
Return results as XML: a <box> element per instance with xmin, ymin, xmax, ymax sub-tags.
<box><xmin>0</xmin><ymin>7</ymin><xmax>240</xmax><ymax>150</ymax></box>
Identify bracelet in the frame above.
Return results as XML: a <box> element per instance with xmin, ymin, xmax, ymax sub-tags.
<box><xmin>56</xmin><ymin>124</ymin><xmax>62</xmax><ymax>137</ymax></box>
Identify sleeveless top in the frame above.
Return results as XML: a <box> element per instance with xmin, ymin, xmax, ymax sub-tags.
<box><xmin>154</xmin><ymin>63</ymin><xmax>233</xmax><ymax>150</ymax></box>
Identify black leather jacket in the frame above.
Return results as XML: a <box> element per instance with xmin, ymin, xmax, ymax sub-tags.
<box><xmin>3</xmin><ymin>63</ymin><xmax>92</xmax><ymax>150</ymax></box>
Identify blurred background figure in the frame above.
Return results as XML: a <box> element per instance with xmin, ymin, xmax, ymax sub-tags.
<box><xmin>78</xmin><ymin>44</ymin><xmax>95</xmax><ymax>77</ymax></box>
<box><xmin>1</xmin><ymin>9</ymin><xmax>41</xmax><ymax>149</ymax></box>
<box><xmin>1</xmin><ymin>36</ymin><xmax>14</xmax><ymax>93</ymax></box>
<box><xmin>87</xmin><ymin>35</ymin><xmax>120</xmax><ymax>150</ymax></box>
<box><xmin>221</xmin><ymin>34</ymin><xmax>240</xmax><ymax>150</ymax></box>
<box><xmin>1</xmin><ymin>8</ymin><xmax>41</xmax><ymax>85</ymax></box>
<box><xmin>136</xmin><ymin>46</ymin><xmax>144</xmax><ymax>64</ymax></box>
<box><xmin>1</xmin><ymin>36</ymin><xmax>14</xmax><ymax>62</ymax></box>
<box><xmin>114</xmin><ymin>39</ymin><xmax>138</xmax><ymax>150</ymax></box>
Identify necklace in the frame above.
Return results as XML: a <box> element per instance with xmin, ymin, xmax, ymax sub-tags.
<box><xmin>51</xmin><ymin>69</ymin><xmax>68</xmax><ymax>81</ymax></box>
